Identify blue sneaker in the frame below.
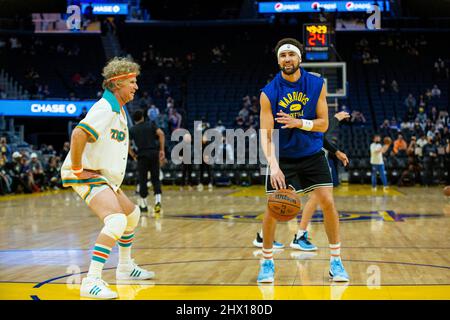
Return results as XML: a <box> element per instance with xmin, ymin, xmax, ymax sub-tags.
<box><xmin>253</xmin><ymin>232</ymin><xmax>284</xmax><ymax>249</ymax></box>
<box><xmin>290</xmin><ymin>232</ymin><xmax>317</xmax><ymax>251</ymax></box>
<box><xmin>329</xmin><ymin>259</ymin><xmax>349</xmax><ymax>282</ymax></box>
<box><xmin>257</xmin><ymin>260</ymin><xmax>275</xmax><ymax>283</ymax></box>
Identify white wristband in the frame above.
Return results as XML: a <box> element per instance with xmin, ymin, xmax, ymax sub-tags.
<box><xmin>301</xmin><ymin>119</ymin><xmax>314</xmax><ymax>131</ymax></box>
<box><xmin>72</xmin><ymin>167</ymin><xmax>83</xmax><ymax>175</ymax></box>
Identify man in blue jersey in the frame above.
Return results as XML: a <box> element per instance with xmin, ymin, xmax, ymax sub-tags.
<box><xmin>258</xmin><ymin>38</ymin><xmax>349</xmax><ymax>283</ymax></box>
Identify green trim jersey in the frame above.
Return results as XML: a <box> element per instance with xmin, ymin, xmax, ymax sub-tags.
<box><xmin>61</xmin><ymin>90</ymin><xmax>129</xmax><ymax>191</ymax></box>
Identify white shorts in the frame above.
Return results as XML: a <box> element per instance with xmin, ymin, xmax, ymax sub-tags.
<box><xmin>72</xmin><ymin>184</ymin><xmax>111</xmax><ymax>205</ymax></box>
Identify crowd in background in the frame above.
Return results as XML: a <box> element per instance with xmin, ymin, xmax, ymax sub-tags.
<box><xmin>0</xmin><ymin>137</ymin><xmax>66</xmax><ymax>195</ymax></box>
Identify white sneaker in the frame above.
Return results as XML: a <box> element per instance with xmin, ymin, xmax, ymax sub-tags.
<box><xmin>116</xmin><ymin>259</ymin><xmax>155</xmax><ymax>280</ymax></box>
<box><xmin>80</xmin><ymin>277</ymin><xmax>118</xmax><ymax>299</ymax></box>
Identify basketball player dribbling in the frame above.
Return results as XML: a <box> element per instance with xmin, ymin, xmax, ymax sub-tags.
<box><xmin>258</xmin><ymin>38</ymin><xmax>349</xmax><ymax>283</ymax></box>
<box><xmin>61</xmin><ymin>57</ymin><xmax>154</xmax><ymax>299</ymax></box>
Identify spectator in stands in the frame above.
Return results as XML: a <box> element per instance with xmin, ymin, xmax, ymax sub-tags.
<box><xmin>389</xmin><ymin>118</ymin><xmax>400</xmax><ymax>132</ymax></box>
<box><xmin>426</xmin><ymin>124</ymin><xmax>436</xmax><ymax>140</ymax></box>
<box><xmin>425</xmin><ymin>88</ymin><xmax>432</xmax><ymax>101</ymax></box>
<box><xmin>29</xmin><ymin>153</ymin><xmax>45</xmax><ymax>191</ymax></box>
<box><xmin>391</xmin><ymin>80</ymin><xmax>399</xmax><ymax>93</ymax></box>
<box><xmin>398</xmin><ymin>163</ymin><xmax>417</xmax><ymax>187</ymax></box>
<box><xmin>351</xmin><ymin>110</ymin><xmax>366</xmax><ymax>126</ymax></box>
<box><xmin>422</xmin><ymin>136</ymin><xmax>438</xmax><ymax>186</ymax></box>
<box><xmin>407</xmin><ymin>135</ymin><xmax>417</xmax><ymax>156</ymax></box>
<box><xmin>404</xmin><ymin>93</ymin><xmax>416</xmax><ymax>109</ymax></box>
<box><xmin>445</xmin><ymin>138</ymin><xmax>450</xmax><ymax>185</ymax></box>
<box><xmin>379</xmin><ymin>119</ymin><xmax>390</xmax><ymax>136</ymax></box>
<box><xmin>60</xmin><ymin>141</ymin><xmax>70</xmax><ymax>160</ymax></box>
<box><xmin>0</xmin><ymin>137</ymin><xmax>11</xmax><ymax>162</ymax></box>
<box><xmin>168</xmin><ymin>108</ymin><xmax>182</xmax><ymax>132</ymax></box>
<box><xmin>418</xmin><ymin>95</ymin><xmax>427</xmax><ymax>109</ymax></box>
<box><xmin>147</xmin><ymin>104</ymin><xmax>160</xmax><ymax>123</ymax></box>
<box><xmin>429</xmin><ymin>106</ymin><xmax>439</xmax><ymax>123</ymax></box>
<box><xmin>7</xmin><ymin>152</ymin><xmax>32</xmax><ymax>194</ymax></box>
<box><xmin>439</xmin><ymin>111</ymin><xmax>449</xmax><ymax>128</ymax></box>
<box><xmin>156</xmin><ymin>112</ymin><xmax>169</xmax><ymax>135</ymax></box>
<box><xmin>393</xmin><ymin>134</ymin><xmax>407</xmax><ymax>156</ymax></box>
<box><xmin>214</xmin><ymin>136</ymin><xmax>234</xmax><ymax>164</ymax></box>
<box><xmin>214</xmin><ymin>120</ymin><xmax>226</xmax><ymax>135</ymax></box>
<box><xmin>42</xmin><ymin>144</ymin><xmax>57</xmax><ymax>156</ymax></box>
<box><xmin>379</xmin><ymin>79</ymin><xmax>387</xmax><ymax>94</ymax></box>
<box><xmin>404</xmin><ymin>107</ymin><xmax>416</xmax><ymax>122</ymax></box>
<box><xmin>249</xmin><ymin>103</ymin><xmax>259</xmax><ymax>117</ymax></box>
<box><xmin>417</xmin><ymin>107</ymin><xmax>427</xmax><ymax>123</ymax></box>
<box><xmin>370</xmin><ymin>134</ymin><xmax>389</xmax><ymax>191</ymax></box>
<box><xmin>238</xmin><ymin>104</ymin><xmax>250</xmax><ymax>121</ymax></box>
<box><xmin>0</xmin><ymin>157</ymin><xmax>12</xmax><ymax>195</ymax></box>
<box><xmin>234</xmin><ymin>116</ymin><xmax>245</xmax><ymax>130</ymax></box>
<box><xmin>415</xmin><ymin>134</ymin><xmax>428</xmax><ymax>158</ymax></box>
<box><xmin>431</xmin><ymin>85</ymin><xmax>441</xmax><ymax>98</ymax></box>
<box><xmin>139</xmin><ymin>91</ymin><xmax>152</xmax><ymax>109</ymax></box>
<box><xmin>46</xmin><ymin>156</ymin><xmax>62</xmax><ymax>190</ymax></box>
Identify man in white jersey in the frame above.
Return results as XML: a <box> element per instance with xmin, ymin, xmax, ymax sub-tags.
<box><xmin>61</xmin><ymin>57</ymin><xmax>154</xmax><ymax>299</ymax></box>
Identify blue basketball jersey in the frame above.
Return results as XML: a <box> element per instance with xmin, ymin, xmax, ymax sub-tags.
<box><xmin>261</xmin><ymin>68</ymin><xmax>325</xmax><ymax>158</ymax></box>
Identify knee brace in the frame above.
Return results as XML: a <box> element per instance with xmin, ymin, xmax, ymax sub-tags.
<box><xmin>125</xmin><ymin>205</ymin><xmax>141</xmax><ymax>231</ymax></box>
<box><xmin>101</xmin><ymin>213</ymin><xmax>127</xmax><ymax>240</ymax></box>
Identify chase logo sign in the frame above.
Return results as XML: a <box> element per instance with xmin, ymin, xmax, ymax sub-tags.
<box><xmin>31</xmin><ymin>103</ymin><xmax>77</xmax><ymax>114</ymax></box>
<box><xmin>80</xmin><ymin>3</ymin><xmax>128</xmax><ymax>15</ymax></box>
<box><xmin>0</xmin><ymin>100</ymin><xmax>95</xmax><ymax>117</ymax></box>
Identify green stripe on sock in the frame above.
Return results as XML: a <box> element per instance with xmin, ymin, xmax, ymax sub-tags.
<box><xmin>118</xmin><ymin>242</ymin><xmax>132</xmax><ymax>247</ymax></box>
<box><xmin>94</xmin><ymin>246</ymin><xmax>111</xmax><ymax>254</ymax></box>
<box><xmin>120</xmin><ymin>233</ymin><xmax>134</xmax><ymax>240</ymax></box>
<box><xmin>92</xmin><ymin>256</ymin><xmax>106</xmax><ymax>264</ymax></box>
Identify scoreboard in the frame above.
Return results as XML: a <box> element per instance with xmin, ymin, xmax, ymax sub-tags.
<box><xmin>303</xmin><ymin>23</ymin><xmax>330</xmax><ymax>61</ymax></box>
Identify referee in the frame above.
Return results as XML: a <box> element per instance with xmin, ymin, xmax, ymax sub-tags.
<box><xmin>129</xmin><ymin>110</ymin><xmax>165</xmax><ymax>214</ymax></box>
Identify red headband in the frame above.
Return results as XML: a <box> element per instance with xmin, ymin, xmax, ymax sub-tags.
<box><xmin>106</xmin><ymin>72</ymin><xmax>137</xmax><ymax>82</ymax></box>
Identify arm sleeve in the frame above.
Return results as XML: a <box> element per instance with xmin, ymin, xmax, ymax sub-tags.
<box><xmin>75</xmin><ymin>106</ymin><xmax>113</xmax><ymax>142</ymax></box>
<box><xmin>326</xmin><ymin>116</ymin><xmax>340</xmax><ymax>135</ymax></box>
<box><xmin>323</xmin><ymin>135</ymin><xmax>339</xmax><ymax>154</ymax></box>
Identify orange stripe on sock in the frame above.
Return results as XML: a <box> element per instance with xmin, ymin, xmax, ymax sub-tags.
<box><xmin>93</xmin><ymin>251</ymin><xmax>109</xmax><ymax>259</ymax></box>
<box><xmin>331</xmin><ymin>254</ymin><xmax>341</xmax><ymax>257</ymax></box>
<box><xmin>118</xmin><ymin>238</ymin><xmax>134</xmax><ymax>243</ymax></box>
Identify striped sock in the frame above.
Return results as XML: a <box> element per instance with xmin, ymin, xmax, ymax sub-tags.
<box><xmin>118</xmin><ymin>231</ymin><xmax>134</xmax><ymax>264</ymax></box>
<box><xmin>262</xmin><ymin>248</ymin><xmax>273</xmax><ymax>261</ymax></box>
<box><xmin>329</xmin><ymin>243</ymin><xmax>341</xmax><ymax>261</ymax></box>
<box><xmin>87</xmin><ymin>244</ymin><xmax>112</xmax><ymax>278</ymax></box>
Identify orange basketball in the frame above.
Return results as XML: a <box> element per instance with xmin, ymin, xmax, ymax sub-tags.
<box><xmin>383</xmin><ymin>136</ymin><xmax>392</xmax><ymax>145</ymax></box>
<box><xmin>443</xmin><ymin>186</ymin><xmax>450</xmax><ymax>197</ymax></box>
<box><xmin>268</xmin><ymin>189</ymin><xmax>301</xmax><ymax>221</ymax></box>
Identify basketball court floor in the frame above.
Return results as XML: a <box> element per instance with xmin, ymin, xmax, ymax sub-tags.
<box><xmin>0</xmin><ymin>184</ymin><xmax>449</xmax><ymax>300</ymax></box>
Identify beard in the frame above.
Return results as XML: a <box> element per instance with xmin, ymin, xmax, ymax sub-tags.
<box><xmin>280</xmin><ymin>62</ymin><xmax>300</xmax><ymax>75</ymax></box>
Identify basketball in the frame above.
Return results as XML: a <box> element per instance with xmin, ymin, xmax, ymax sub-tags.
<box><xmin>444</xmin><ymin>186</ymin><xmax>450</xmax><ymax>197</ymax></box>
<box><xmin>268</xmin><ymin>189</ymin><xmax>301</xmax><ymax>221</ymax></box>
<box><xmin>383</xmin><ymin>137</ymin><xmax>392</xmax><ymax>145</ymax></box>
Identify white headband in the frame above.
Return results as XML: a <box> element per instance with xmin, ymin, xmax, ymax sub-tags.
<box><xmin>277</xmin><ymin>44</ymin><xmax>302</xmax><ymax>59</ymax></box>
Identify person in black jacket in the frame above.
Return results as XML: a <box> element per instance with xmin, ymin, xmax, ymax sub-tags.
<box><xmin>129</xmin><ymin>110</ymin><xmax>165</xmax><ymax>214</ymax></box>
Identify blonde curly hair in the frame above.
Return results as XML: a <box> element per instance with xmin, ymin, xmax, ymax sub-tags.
<box><xmin>102</xmin><ymin>56</ymin><xmax>141</xmax><ymax>91</ymax></box>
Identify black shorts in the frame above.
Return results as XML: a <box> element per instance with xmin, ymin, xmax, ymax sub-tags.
<box><xmin>265</xmin><ymin>150</ymin><xmax>333</xmax><ymax>194</ymax></box>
